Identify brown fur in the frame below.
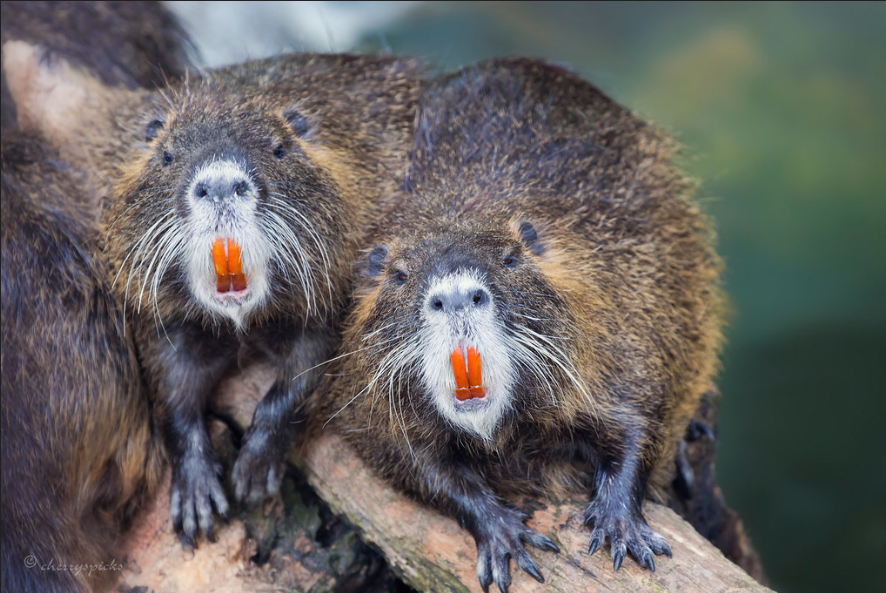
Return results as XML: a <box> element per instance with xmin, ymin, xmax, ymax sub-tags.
<box><xmin>1</xmin><ymin>131</ymin><xmax>164</xmax><ymax>593</ymax></box>
<box><xmin>1</xmin><ymin>1</ymin><xmax>192</xmax><ymax>131</ymax></box>
<box><xmin>308</xmin><ymin>58</ymin><xmax>724</xmax><ymax>590</ymax></box>
<box><xmin>3</xmin><ymin>42</ymin><xmax>425</xmax><ymax>543</ymax></box>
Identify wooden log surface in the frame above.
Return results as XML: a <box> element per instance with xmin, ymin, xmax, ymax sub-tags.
<box><xmin>116</xmin><ymin>363</ymin><xmax>773</xmax><ymax>593</ymax></box>
<box><xmin>301</xmin><ymin>433</ymin><xmax>773</xmax><ymax>593</ymax></box>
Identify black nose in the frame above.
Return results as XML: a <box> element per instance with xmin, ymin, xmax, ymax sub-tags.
<box><xmin>192</xmin><ymin>176</ymin><xmax>252</xmax><ymax>203</ymax></box>
<box><xmin>428</xmin><ymin>287</ymin><xmax>490</xmax><ymax>313</ymax></box>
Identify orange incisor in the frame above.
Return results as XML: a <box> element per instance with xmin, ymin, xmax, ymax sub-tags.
<box><xmin>450</xmin><ymin>345</ymin><xmax>486</xmax><ymax>401</ymax></box>
<box><xmin>211</xmin><ymin>238</ymin><xmax>247</xmax><ymax>293</ymax></box>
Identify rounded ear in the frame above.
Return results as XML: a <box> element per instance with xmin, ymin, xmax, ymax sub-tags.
<box><xmin>517</xmin><ymin>221</ymin><xmax>544</xmax><ymax>256</ymax></box>
<box><xmin>366</xmin><ymin>245</ymin><xmax>389</xmax><ymax>278</ymax></box>
<box><xmin>145</xmin><ymin>118</ymin><xmax>165</xmax><ymax>142</ymax></box>
<box><xmin>282</xmin><ymin>107</ymin><xmax>311</xmax><ymax>139</ymax></box>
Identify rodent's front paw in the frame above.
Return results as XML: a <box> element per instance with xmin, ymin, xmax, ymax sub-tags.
<box><xmin>231</xmin><ymin>428</ymin><xmax>286</xmax><ymax>504</ymax></box>
<box><xmin>473</xmin><ymin>508</ymin><xmax>559</xmax><ymax>593</ymax></box>
<box><xmin>585</xmin><ymin>503</ymin><xmax>671</xmax><ymax>571</ymax></box>
<box><xmin>169</xmin><ymin>453</ymin><xmax>229</xmax><ymax>547</ymax></box>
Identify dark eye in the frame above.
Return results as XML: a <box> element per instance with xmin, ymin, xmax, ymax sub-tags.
<box><xmin>503</xmin><ymin>254</ymin><xmax>518</xmax><ymax>267</ymax></box>
<box><xmin>273</xmin><ymin>144</ymin><xmax>286</xmax><ymax>159</ymax></box>
<box><xmin>162</xmin><ymin>152</ymin><xmax>173</xmax><ymax>166</ymax></box>
<box><xmin>394</xmin><ymin>270</ymin><xmax>408</xmax><ymax>285</ymax></box>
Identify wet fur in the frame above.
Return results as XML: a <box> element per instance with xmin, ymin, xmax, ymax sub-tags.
<box><xmin>3</xmin><ymin>44</ymin><xmax>425</xmax><ymax>543</ymax></box>
<box><xmin>1</xmin><ymin>132</ymin><xmax>163</xmax><ymax>593</ymax></box>
<box><xmin>309</xmin><ymin>58</ymin><xmax>724</xmax><ymax>591</ymax></box>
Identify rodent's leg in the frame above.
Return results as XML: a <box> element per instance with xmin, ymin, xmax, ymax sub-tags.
<box><xmin>141</xmin><ymin>323</ymin><xmax>236</xmax><ymax>546</ymax></box>
<box><xmin>403</xmin><ymin>449</ymin><xmax>559</xmax><ymax>593</ymax></box>
<box><xmin>232</xmin><ymin>329</ymin><xmax>336</xmax><ymax>503</ymax></box>
<box><xmin>584</xmin><ymin>434</ymin><xmax>672</xmax><ymax>571</ymax></box>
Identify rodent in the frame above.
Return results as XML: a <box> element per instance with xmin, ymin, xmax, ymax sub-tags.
<box><xmin>3</xmin><ymin>41</ymin><xmax>424</xmax><ymax>545</ymax></box>
<box><xmin>1</xmin><ymin>131</ymin><xmax>164</xmax><ymax>593</ymax></box>
<box><xmin>1</xmin><ymin>0</ymin><xmax>192</xmax><ymax>131</ymax></box>
<box><xmin>308</xmin><ymin>57</ymin><xmax>724</xmax><ymax>592</ymax></box>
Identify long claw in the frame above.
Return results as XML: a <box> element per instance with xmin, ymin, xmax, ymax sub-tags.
<box><xmin>642</xmin><ymin>551</ymin><xmax>655</xmax><ymax>571</ymax></box>
<box><xmin>523</xmin><ymin>562</ymin><xmax>544</xmax><ymax>583</ymax></box>
<box><xmin>612</xmin><ymin>543</ymin><xmax>627</xmax><ymax>571</ymax></box>
<box><xmin>588</xmin><ymin>532</ymin><xmax>604</xmax><ymax>556</ymax></box>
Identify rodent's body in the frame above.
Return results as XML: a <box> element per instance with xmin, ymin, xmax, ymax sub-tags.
<box><xmin>312</xmin><ymin>58</ymin><xmax>723</xmax><ymax>591</ymax></box>
<box><xmin>1</xmin><ymin>1</ymin><xmax>191</xmax><ymax>131</ymax></box>
<box><xmin>1</xmin><ymin>132</ymin><xmax>163</xmax><ymax>593</ymax></box>
<box><xmin>3</xmin><ymin>44</ymin><xmax>424</xmax><ymax>543</ymax></box>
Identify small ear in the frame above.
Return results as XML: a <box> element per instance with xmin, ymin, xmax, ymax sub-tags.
<box><xmin>517</xmin><ymin>221</ymin><xmax>544</xmax><ymax>255</ymax></box>
<box><xmin>366</xmin><ymin>245</ymin><xmax>389</xmax><ymax>278</ymax></box>
<box><xmin>282</xmin><ymin>108</ymin><xmax>311</xmax><ymax>139</ymax></box>
<box><xmin>145</xmin><ymin>118</ymin><xmax>165</xmax><ymax>142</ymax></box>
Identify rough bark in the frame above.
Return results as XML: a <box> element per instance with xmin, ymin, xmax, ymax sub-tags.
<box><xmin>115</xmin><ymin>363</ymin><xmax>770</xmax><ymax>593</ymax></box>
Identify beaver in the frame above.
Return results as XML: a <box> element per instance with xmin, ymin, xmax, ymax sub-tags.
<box><xmin>1</xmin><ymin>1</ymin><xmax>192</xmax><ymax>131</ymax></box>
<box><xmin>3</xmin><ymin>40</ymin><xmax>424</xmax><ymax>545</ymax></box>
<box><xmin>307</xmin><ymin>57</ymin><xmax>724</xmax><ymax>592</ymax></box>
<box><xmin>1</xmin><ymin>131</ymin><xmax>164</xmax><ymax>593</ymax></box>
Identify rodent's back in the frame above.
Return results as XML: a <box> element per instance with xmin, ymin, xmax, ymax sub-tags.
<box><xmin>1</xmin><ymin>132</ymin><xmax>162</xmax><ymax>592</ymax></box>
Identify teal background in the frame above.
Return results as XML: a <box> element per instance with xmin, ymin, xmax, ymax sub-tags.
<box><xmin>353</xmin><ymin>3</ymin><xmax>886</xmax><ymax>592</ymax></box>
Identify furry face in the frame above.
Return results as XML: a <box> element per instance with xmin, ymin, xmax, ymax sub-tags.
<box><xmin>110</xmin><ymin>85</ymin><xmax>344</xmax><ymax>330</ymax></box>
<box><xmin>351</xmin><ymin>221</ymin><xmax>589</xmax><ymax>443</ymax></box>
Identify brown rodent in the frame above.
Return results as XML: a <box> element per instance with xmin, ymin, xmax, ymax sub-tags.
<box><xmin>4</xmin><ymin>41</ymin><xmax>424</xmax><ymax>545</ymax></box>
<box><xmin>1</xmin><ymin>131</ymin><xmax>164</xmax><ymax>593</ymax></box>
<box><xmin>308</xmin><ymin>57</ymin><xmax>724</xmax><ymax>592</ymax></box>
<box><xmin>1</xmin><ymin>1</ymin><xmax>192</xmax><ymax>131</ymax></box>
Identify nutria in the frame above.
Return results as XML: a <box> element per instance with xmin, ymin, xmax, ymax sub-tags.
<box><xmin>308</xmin><ymin>57</ymin><xmax>724</xmax><ymax>592</ymax></box>
<box><xmin>1</xmin><ymin>131</ymin><xmax>164</xmax><ymax>593</ymax></box>
<box><xmin>3</xmin><ymin>41</ymin><xmax>424</xmax><ymax>544</ymax></box>
<box><xmin>1</xmin><ymin>1</ymin><xmax>192</xmax><ymax>131</ymax></box>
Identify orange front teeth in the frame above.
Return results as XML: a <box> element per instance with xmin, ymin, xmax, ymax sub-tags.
<box><xmin>451</xmin><ymin>345</ymin><xmax>486</xmax><ymax>401</ymax></box>
<box><xmin>212</xmin><ymin>238</ymin><xmax>247</xmax><ymax>293</ymax></box>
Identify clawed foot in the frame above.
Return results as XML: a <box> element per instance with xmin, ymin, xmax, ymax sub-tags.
<box><xmin>585</xmin><ymin>503</ymin><xmax>671</xmax><ymax>571</ymax></box>
<box><xmin>170</xmin><ymin>452</ymin><xmax>229</xmax><ymax>546</ymax></box>
<box><xmin>473</xmin><ymin>507</ymin><xmax>559</xmax><ymax>593</ymax></box>
<box><xmin>231</xmin><ymin>426</ymin><xmax>286</xmax><ymax>504</ymax></box>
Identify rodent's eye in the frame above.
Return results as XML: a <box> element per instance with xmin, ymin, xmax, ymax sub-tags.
<box><xmin>394</xmin><ymin>270</ymin><xmax>408</xmax><ymax>285</ymax></box>
<box><xmin>162</xmin><ymin>152</ymin><xmax>173</xmax><ymax>167</ymax></box>
<box><xmin>273</xmin><ymin>145</ymin><xmax>286</xmax><ymax>160</ymax></box>
<box><xmin>502</xmin><ymin>254</ymin><xmax>519</xmax><ymax>268</ymax></box>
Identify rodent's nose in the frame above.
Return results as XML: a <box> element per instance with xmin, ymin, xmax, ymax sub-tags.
<box><xmin>192</xmin><ymin>177</ymin><xmax>252</xmax><ymax>203</ymax></box>
<box><xmin>427</xmin><ymin>287</ymin><xmax>491</xmax><ymax>314</ymax></box>
<box><xmin>189</xmin><ymin>160</ymin><xmax>255</xmax><ymax>204</ymax></box>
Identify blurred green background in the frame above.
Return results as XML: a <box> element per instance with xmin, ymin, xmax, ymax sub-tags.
<box><xmin>173</xmin><ymin>2</ymin><xmax>886</xmax><ymax>591</ymax></box>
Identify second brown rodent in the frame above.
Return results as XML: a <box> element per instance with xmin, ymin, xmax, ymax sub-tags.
<box><xmin>308</xmin><ymin>58</ymin><xmax>724</xmax><ymax>592</ymax></box>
